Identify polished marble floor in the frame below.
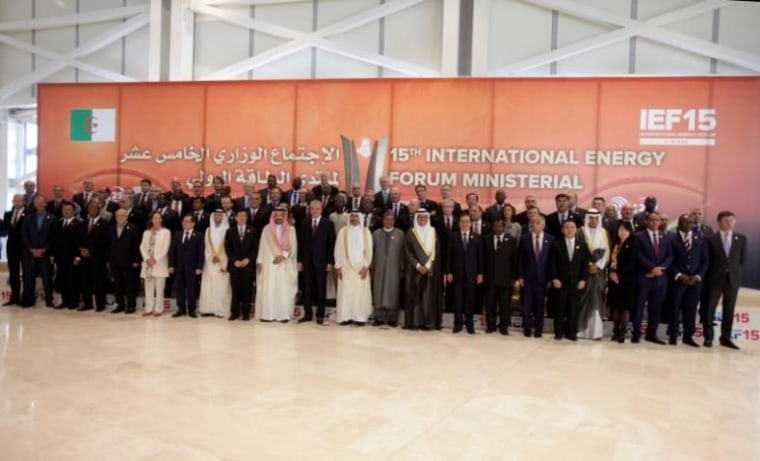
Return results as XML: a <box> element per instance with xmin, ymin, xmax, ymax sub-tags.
<box><xmin>1</xmin><ymin>294</ymin><xmax>759</xmax><ymax>461</ymax></box>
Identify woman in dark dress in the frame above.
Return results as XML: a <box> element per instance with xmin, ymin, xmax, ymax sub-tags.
<box><xmin>607</xmin><ymin>221</ymin><xmax>637</xmax><ymax>343</ymax></box>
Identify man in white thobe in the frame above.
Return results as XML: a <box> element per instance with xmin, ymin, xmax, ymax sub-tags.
<box><xmin>256</xmin><ymin>205</ymin><xmax>298</xmax><ymax>322</ymax></box>
<box><xmin>334</xmin><ymin>211</ymin><xmax>373</xmax><ymax>326</ymax></box>
<box><xmin>199</xmin><ymin>209</ymin><xmax>232</xmax><ymax>318</ymax></box>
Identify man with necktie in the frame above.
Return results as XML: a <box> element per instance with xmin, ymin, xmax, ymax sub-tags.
<box><xmin>72</xmin><ymin>178</ymin><xmax>95</xmax><ymax>219</ymax></box>
<box><xmin>446</xmin><ymin>214</ymin><xmax>483</xmax><ymax>334</ymax></box>
<box><xmin>633</xmin><ymin>212</ymin><xmax>673</xmax><ymax>344</ymax></box>
<box><xmin>703</xmin><ymin>211</ymin><xmax>746</xmax><ymax>349</ymax></box>
<box><xmin>1</xmin><ymin>194</ymin><xmax>27</xmax><ymax>306</ymax></box>
<box><xmin>51</xmin><ymin>202</ymin><xmax>81</xmax><ymax>309</ymax></box>
<box><xmin>297</xmin><ymin>200</ymin><xmax>336</xmax><ymax>324</ymax></box>
<box><xmin>225</xmin><ymin>210</ymin><xmax>259</xmax><ymax>321</ymax></box>
<box><xmin>20</xmin><ymin>195</ymin><xmax>56</xmax><ymax>307</ymax></box>
<box><xmin>169</xmin><ymin>215</ymin><xmax>204</xmax><ymax>318</ymax></box>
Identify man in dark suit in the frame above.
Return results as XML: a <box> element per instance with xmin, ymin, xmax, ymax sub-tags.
<box><xmin>518</xmin><ymin>216</ymin><xmax>554</xmax><ymax>337</ymax></box>
<box><xmin>620</xmin><ymin>203</ymin><xmax>645</xmax><ymax>233</ymax></box>
<box><xmin>133</xmin><ymin>178</ymin><xmax>153</xmax><ymax>209</ymax></box>
<box><xmin>51</xmin><ymin>202</ymin><xmax>81</xmax><ymax>309</ymax></box>
<box><xmin>267</xmin><ymin>187</ymin><xmax>285</xmax><ymax>208</ymax></box>
<box><xmin>120</xmin><ymin>195</ymin><xmax>147</xmax><ymax>231</ymax></box>
<box><xmin>108</xmin><ymin>209</ymin><xmax>142</xmax><ymax>314</ymax></box>
<box><xmin>204</xmin><ymin>176</ymin><xmax>225</xmax><ymax>213</ymax></box>
<box><xmin>468</xmin><ymin>205</ymin><xmax>490</xmax><ymax>236</ymax></box>
<box><xmin>21</xmin><ymin>195</ymin><xmax>56</xmax><ymax>307</ymax></box>
<box><xmin>283</xmin><ymin>177</ymin><xmax>304</xmax><ymax>208</ymax></box>
<box><xmin>446</xmin><ymin>214</ymin><xmax>483</xmax><ymax>334</ymax></box>
<box><xmin>689</xmin><ymin>207</ymin><xmax>714</xmax><ymax>237</ymax></box>
<box><xmin>415</xmin><ymin>185</ymin><xmax>438</xmax><ymax>217</ymax></box>
<box><xmin>483</xmin><ymin>218</ymin><xmax>518</xmax><ymax>335</ymax></box>
<box><xmin>514</xmin><ymin>194</ymin><xmax>541</xmax><ymax>228</ymax></box>
<box><xmin>188</xmin><ymin>197</ymin><xmax>210</xmax><ymax>234</ymax></box>
<box><xmin>169</xmin><ymin>215</ymin><xmax>205</xmax><ymax>318</ymax></box>
<box><xmin>316</xmin><ymin>184</ymin><xmax>337</xmax><ymax>217</ymax></box>
<box><xmin>568</xmin><ymin>192</ymin><xmax>587</xmax><ymax>221</ymax></box>
<box><xmin>311</xmin><ymin>173</ymin><xmax>339</xmax><ymax>202</ymax></box>
<box><xmin>163</xmin><ymin>178</ymin><xmax>188</xmax><ymax>201</ymax></box>
<box><xmin>155</xmin><ymin>194</ymin><xmax>180</xmax><ymax>233</ymax></box>
<box><xmin>703</xmin><ymin>210</ymin><xmax>746</xmax><ymax>349</ymax></box>
<box><xmin>297</xmin><ymin>200</ymin><xmax>336</xmax><ymax>324</ymax></box>
<box><xmin>225</xmin><ymin>210</ymin><xmax>259</xmax><ymax>321</ymax></box>
<box><xmin>359</xmin><ymin>197</ymin><xmax>381</xmax><ymax>232</ymax></box>
<box><xmin>633</xmin><ymin>212</ymin><xmax>673</xmax><ymax>344</ymax></box>
<box><xmin>634</xmin><ymin>196</ymin><xmax>657</xmax><ymax>229</ymax></box>
<box><xmin>290</xmin><ymin>189</ymin><xmax>311</xmax><ymax>230</ymax></box>
<box><xmin>72</xmin><ymin>178</ymin><xmax>96</xmax><ymax>219</ymax></box>
<box><xmin>373</xmin><ymin>176</ymin><xmax>392</xmax><ymax>211</ymax></box>
<box><xmin>549</xmin><ymin>220</ymin><xmax>589</xmax><ymax>341</ymax></box>
<box><xmin>667</xmin><ymin>214</ymin><xmax>709</xmax><ymax>347</ymax></box>
<box><xmin>234</xmin><ymin>182</ymin><xmax>256</xmax><ymax>212</ymax></box>
<box><xmin>258</xmin><ymin>174</ymin><xmax>279</xmax><ymax>204</ymax></box>
<box><xmin>1</xmin><ymin>194</ymin><xmax>27</xmax><ymax>306</ymax></box>
<box><xmin>388</xmin><ymin>188</ymin><xmax>410</xmax><ymax>232</ymax></box>
<box><xmin>546</xmin><ymin>193</ymin><xmax>582</xmax><ymax>238</ymax></box>
<box><xmin>433</xmin><ymin>199</ymin><xmax>459</xmax><ymax>316</ymax></box>
<box><xmin>437</xmin><ymin>185</ymin><xmax>462</xmax><ymax>218</ymax></box>
<box><xmin>77</xmin><ymin>199</ymin><xmax>110</xmax><ymax>312</ymax></box>
<box><xmin>484</xmin><ymin>190</ymin><xmax>508</xmax><ymax>224</ymax></box>
<box><xmin>244</xmin><ymin>192</ymin><xmax>270</xmax><ymax>233</ymax></box>
<box><xmin>167</xmin><ymin>187</ymin><xmax>191</xmax><ymax>218</ymax></box>
<box><xmin>22</xmin><ymin>180</ymin><xmax>38</xmax><ymax>212</ymax></box>
<box><xmin>46</xmin><ymin>184</ymin><xmax>66</xmax><ymax>217</ymax></box>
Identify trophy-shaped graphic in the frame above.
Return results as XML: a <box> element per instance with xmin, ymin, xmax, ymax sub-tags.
<box><xmin>340</xmin><ymin>135</ymin><xmax>389</xmax><ymax>194</ymax></box>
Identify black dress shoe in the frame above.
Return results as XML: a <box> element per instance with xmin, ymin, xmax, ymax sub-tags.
<box><xmin>485</xmin><ymin>328</ymin><xmax>496</xmax><ymax>334</ymax></box>
<box><xmin>631</xmin><ymin>336</ymin><xmax>641</xmax><ymax>344</ymax></box>
<box><xmin>617</xmin><ymin>334</ymin><xmax>625</xmax><ymax>344</ymax></box>
<box><xmin>668</xmin><ymin>337</ymin><xmax>678</xmax><ymax>345</ymax></box>
<box><xmin>2</xmin><ymin>300</ymin><xmax>18</xmax><ymax>306</ymax></box>
<box><xmin>372</xmin><ymin>320</ymin><xmax>384</xmax><ymax>327</ymax></box>
<box><xmin>280</xmin><ymin>319</ymin><xmax>288</xmax><ymax>323</ymax></box>
<box><xmin>96</xmin><ymin>307</ymin><xmax>106</xmax><ymax>312</ymax></box>
<box><xmin>316</xmin><ymin>317</ymin><xmax>324</xmax><ymax>325</ymax></box>
<box><xmin>567</xmin><ymin>336</ymin><xmax>578</xmax><ymax>342</ymax></box>
<box><xmin>126</xmin><ymin>308</ymin><xmax>136</xmax><ymax>314</ymax></box>
<box><xmin>172</xmin><ymin>311</ymin><xmax>187</xmax><ymax>318</ymax></box>
<box><xmin>419</xmin><ymin>326</ymin><xmax>430</xmax><ymax>331</ymax></box>
<box><xmin>200</xmin><ymin>313</ymin><xmax>215</xmax><ymax>317</ymax></box>
<box><xmin>387</xmin><ymin>321</ymin><xmax>398</xmax><ymax>328</ymax></box>
<box><xmin>67</xmin><ymin>305</ymin><xmax>79</xmax><ymax>310</ymax></box>
<box><xmin>683</xmin><ymin>338</ymin><xmax>700</xmax><ymax>348</ymax></box>
<box><xmin>298</xmin><ymin>317</ymin><xmax>313</xmax><ymax>324</ymax></box>
<box><xmin>402</xmin><ymin>325</ymin><xmax>416</xmax><ymax>330</ymax></box>
<box><xmin>242</xmin><ymin>316</ymin><xmax>250</xmax><ymax>321</ymax></box>
<box><xmin>719</xmin><ymin>338</ymin><xmax>740</xmax><ymax>350</ymax></box>
<box><xmin>534</xmin><ymin>333</ymin><xmax>542</xmax><ymax>338</ymax></box>
<box><xmin>466</xmin><ymin>327</ymin><xmax>475</xmax><ymax>335</ymax></box>
<box><xmin>189</xmin><ymin>312</ymin><xmax>198</xmax><ymax>318</ymax></box>
<box><xmin>554</xmin><ymin>335</ymin><xmax>563</xmax><ymax>340</ymax></box>
<box><xmin>452</xmin><ymin>325</ymin><xmax>462</xmax><ymax>333</ymax></box>
<box><xmin>339</xmin><ymin>321</ymin><xmax>351</xmax><ymax>326</ymax></box>
<box><xmin>500</xmin><ymin>330</ymin><xmax>509</xmax><ymax>336</ymax></box>
<box><xmin>646</xmin><ymin>337</ymin><xmax>666</xmax><ymax>345</ymax></box>
<box><xmin>703</xmin><ymin>339</ymin><xmax>713</xmax><ymax>347</ymax></box>
<box><xmin>355</xmin><ymin>322</ymin><xmax>366</xmax><ymax>327</ymax></box>
<box><xmin>20</xmin><ymin>303</ymin><xmax>35</xmax><ymax>308</ymax></box>
<box><xmin>111</xmin><ymin>307</ymin><xmax>125</xmax><ymax>314</ymax></box>
<box><xmin>53</xmin><ymin>303</ymin><xmax>66</xmax><ymax>310</ymax></box>
<box><xmin>228</xmin><ymin>315</ymin><xmax>239</xmax><ymax>321</ymax></box>
<box><xmin>524</xmin><ymin>330</ymin><xmax>532</xmax><ymax>337</ymax></box>
<box><xmin>78</xmin><ymin>306</ymin><xmax>93</xmax><ymax>312</ymax></box>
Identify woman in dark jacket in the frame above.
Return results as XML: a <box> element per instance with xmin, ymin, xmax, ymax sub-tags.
<box><xmin>607</xmin><ymin>221</ymin><xmax>637</xmax><ymax>343</ymax></box>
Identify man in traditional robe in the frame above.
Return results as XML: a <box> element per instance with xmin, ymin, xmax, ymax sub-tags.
<box><xmin>371</xmin><ymin>211</ymin><xmax>405</xmax><ymax>327</ymax></box>
<box><xmin>199</xmin><ymin>210</ymin><xmax>232</xmax><ymax>318</ymax></box>
<box><xmin>403</xmin><ymin>209</ymin><xmax>442</xmax><ymax>331</ymax></box>
<box><xmin>334</xmin><ymin>211</ymin><xmax>374</xmax><ymax>326</ymax></box>
<box><xmin>577</xmin><ymin>209</ymin><xmax>610</xmax><ymax>340</ymax></box>
<box><xmin>256</xmin><ymin>205</ymin><xmax>298</xmax><ymax>322</ymax></box>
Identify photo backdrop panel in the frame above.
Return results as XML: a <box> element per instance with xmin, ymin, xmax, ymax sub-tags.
<box><xmin>38</xmin><ymin>84</ymin><xmax>121</xmax><ymax>195</ymax></box>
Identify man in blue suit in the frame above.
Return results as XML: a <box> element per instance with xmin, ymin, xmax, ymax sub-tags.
<box><xmin>634</xmin><ymin>212</ymin><xmax>673</xmax><ymax>344</ymax></box>
<box><xmin>667</xmin><ymin>214</ymin><xmax>709</xmax><ymax>347</ymax></box>
<box><xmin>446</xmin><ymin>214</ymin><xmax>483</xmax><ymax>335</ymax></box>
<box><xmin>21</xmin><ymin>195</ymin><xmax>56</xmax><ymax>307</ymax></box>
<box><xmin>170</xmin><ymin>215</ymin><xmax>205</xmax><ymax>318</ymax></box>
<box><xmin>518</xmin><ymin>216</ymin><xmax>554</xmax><ymax>338</ymax></box>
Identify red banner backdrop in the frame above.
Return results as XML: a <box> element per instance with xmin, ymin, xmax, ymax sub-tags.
<box><xmin>38</xmin><ymin>77</ymin><xmax>760</xmax><ymax>287</ymax></box>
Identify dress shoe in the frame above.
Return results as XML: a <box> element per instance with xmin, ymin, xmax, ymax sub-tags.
<box><xmin>280</xmin><ymin>319</ymin><xmax>288</xmax><ymax>323</ymax></box>
<box><xmin>631</xmin><ymin>336</ymin><xmax>641</xmax><ymax>344</ymax></box>
<box><xmin>200</xmin><ymin>313</ymin><xmax>215</xmax><ymax>317</ymax></box>
<box><xmin>419</xmin><ymin>326</ymin><xmax>430</xmax><ymax>331</ymax></box>
<box><xmin>189</xmin><ymin>312</ymin><xmax>198</xmax><ymax>318</ymax></box>
<box><xmin>67</xmin><ymin>305</ymin><xmax>79</xmax><ymax>310</ymax></box>
<box><xmin>534</xmin><ymin>333</ymin><xmax>542</xmax><ymax>338</ymax></box>
<box><xmin>142</xmin><ymin>311</ymin><xmax>154</xmax><ymax>317</ymax></box>
<box><xmin>668</xmin><ymin>337</ymin><xmax>678</xmax><ymax>346</ymax></box>
<box><xmin>53</xmin><ymin>303</ymin><xmax>66</xmax><ymax>310</ymax></box>
<box><xmin>452</xmin><ymin>325</ymin><xmax>462</xmax><ymax>333</ymax></box>
<box><xmin>355</xmin><ymin>322</ymin><xmax>366</xmax><ymax>327</ymax></box>
<box><xmin>387</xmin><ymin>321</ymin><xmax>398</xmax><ymax>328</ymax></box>
<box><xmin>78</xmin><ymin>306</ymin><xmax>93</xmax><ymax>312</ymax></box>
<box><xmin>96</xmin><ymin>307</ymin><xmax>106</xmax><ymax>312</ymax></box>
<box><xmin>466</xmin><ymin>327</ymin><xmax>475</xmax><ymax>335</ymax></box>
<box><xmin>153</xmin><ymin>312</ymin><xmax>162</xmax><ymax>317</ymax></box>
<box><xmin>554</xmin><ymin>335</ymin><xmax>563</xmax><ymax>340</ymax></box>
<box><xmin>2</xmin><ymin>300</ymin><xmax>18</xmax><ymax>306</ymax></box>
<box><xmin>45</xmin><ymin>302</ymin><xmax>55</xmax><ymax>308</ymax></box>
<box><xmin>241</xmin><ymin>316</ymin><xmax>250</xmax><ymax>321</ymax></box>
<box><xmin>316</xmin><ymin>317</ymin><xmax>324</xmax><ymax>325</ymax></box>
<box><xmin>485</xmin><ymin>328</ymin><xmax>496</xmax><ymax>334</ymax></box>
<box><xmin>500</xmin><ymin>330</ymin><xmax>509</xmax><ymax>336</ymax></box>
<box><xmin>683</xmin><ymin>338</ymin><xmax>700</xmax><ymax>348</ymax></box>
<box><xmin>617</xmin><ymin>334</ymin><xmax>625</xmax><ymax>344</ymax></box>
<box><xmin>298</xmin><ymin>317</ymin><xmax>313</xmax><ymax>324</ymax></box>
<box><xmin>567</xmin><ymin>336</ymin><xmax>578</xmax><ymax>342</ymax></box>
<box><xmin>372</xmin><ymin>320</ymin><xmax>384</xmax><ymax>327</ymax></box>
<box><xmin>339</xmin><ymin>321</ymin><xmax>351</xmax><ymax>326</ymax></box>
<box><xmin>524</xmin><ymin>330</ymin><xmax>532</xmax><ymax>337</ymax></box>
<box><xmin>719</xmin><ymin>338</ymin><xmax>740</xmax><ymax>350</ymax></box>
<box><xmin>126</xmin><ymin>308</ymin><xmax>136</xmax><ymax>314</ymax></box>
<box><xmin>703</xmin><ymin>339</ymin><xmax>712</xmax><ymax>347</ymax></box>
<box><xmin>228</xmin><ymin>315</ymin><xmax>239</xmax><ymax>321</ymax></box>
<box><xmin>646</xmin><ymin>337</ymin><xmax>666</xmax><ymax>345</ymax></box>
<box><xmin>402</xmin><ymin>325</ymin><xmax>416</xmax><ymax>330</ymax></box>
<box><xmin>111</xmin><ymin>307</ymin><xmax>125</xmax><ymax>314</ymax></box>
<box><xmin>172</xmin><ymin>311</ymin><xmax>187</xmax><ymax>318</ymax></box>
<box><xmin>20</xmin><ymin>303</ymin><xmax>35</xmax><ymax>308</ymax></box>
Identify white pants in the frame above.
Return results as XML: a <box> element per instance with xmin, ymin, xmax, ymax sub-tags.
<box><xmin>144</xmin><ymin>276</ymin><xmax>166</xmax><ymax>313</ymax></box>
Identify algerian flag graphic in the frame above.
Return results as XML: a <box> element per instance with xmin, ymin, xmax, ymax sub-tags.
<box><xmin>70</xmin><ymin>108</ymin><xmax>116</xmax><ymax>142</ymax></box>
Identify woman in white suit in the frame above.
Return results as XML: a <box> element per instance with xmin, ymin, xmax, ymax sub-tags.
<box><xmin>140</xmin><ymin>211</ymin><xmax>171</xmax><ymax>316</ymax></box>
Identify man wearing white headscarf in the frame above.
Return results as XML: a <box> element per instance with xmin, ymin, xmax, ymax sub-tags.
<box><xmin>255</xmin><ymin>205</ymin><xmax>298</xmax><ymax>322</ymax></box>
<box><xmin>403</xmin><ymin>208</ymin><xmax>442</xmax><ymax>330</ymax></box>
<box><xmin>334</xmin><ymin>211</ymin><xmax>374</xmax><ymax>325</ymax></box>
<box><xmin>199</xmin><ymin>209</ymin><xmax>232</xmax><ymax>318</ymax></box>
<box><xmin>577</xmin><ymin>208</ymin><xmax>610</xmax><ymax>339</ymax></box>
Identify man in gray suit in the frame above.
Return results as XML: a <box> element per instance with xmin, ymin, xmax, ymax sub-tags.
<box><xmin>371</xmin><ymin>210</ymin><xmax>406</xmax><ymax>327</ymax></box>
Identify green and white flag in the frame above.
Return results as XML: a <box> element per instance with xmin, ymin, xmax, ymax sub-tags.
<box><xmin>70</xmin><ymin>108</ymin><xmax>116</xmax><ymax>142</ymax></box>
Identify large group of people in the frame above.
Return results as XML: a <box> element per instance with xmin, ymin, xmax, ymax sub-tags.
<box><xmin>0</xmin><ymin>174</ymin><xmax>747</xmax><ymax>350</ymax></box>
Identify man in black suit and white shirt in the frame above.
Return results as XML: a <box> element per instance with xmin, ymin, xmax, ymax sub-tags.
<box><xmin>225</xmin><ymin>210</ymin><xmax>259</xmax><ymax>321</ymax></box>
<box><xmin>77</xmin><ymin>199</ymin><xmax>110</xmax><ymax>312</ymax></box>
<box><xmin>703</xmin><ymin>210</ymin><xmax>746</xmax><ymax>349</ymax></box>
<box><xmin>51</xmin><ymin>202</ymin><xmax>81</xmax><ymax>309</ymax></box>
<box><xmin>483</xmin><ymin>218</ymin><xmax>518</xmax><ymax>335</ymax></box>
<box><xmin>446</xmin><ymin>214</ymin><xmax>483</xmax><ymax>334</ymax></box>
<box><xmin>72</xmin><ymin>178</ymin><xmax>96</xmax><ymax>219</ymax></box>
<box><xmin>1</xmin><ymin>194</ymin><xmax>27</xmax><ymax>306</ymax></box>
<box><xmin>108</xmin><ymin>209</ymin><xmax>142</xmax><ymax>314</ymax></box>
<box><xmin>21</xmin><ymin>195</ymin><xmax>56</xmax><ymax>307</ymax></box>
<box><xmin>169</xmin><ymin>215</ymin><xmax>205</xmax><ymax>318</ymax></box>
<box><xmin>373</xmin><ymin>176</ymin><xmax>392</xmax><ymax>211</ymax></box>
<box><xmin>484</xmin><ymin>190</ymin><xmax>508</xmax><ymax>224</ymax></box>
<box><xmin>297</xmin><ymin>200</ymin><xmax>336</xmax><ymax>325</ymax></box>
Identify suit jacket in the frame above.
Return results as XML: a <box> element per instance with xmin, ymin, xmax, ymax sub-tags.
<box><xmin>388</xmin><ymin>203</ymin><xmax>410</xmax><ymax>232</ymax></box>
<box><xmin>108</xmin><ymin>223</ymin><xmax>142</xmax><ymax>266</ymax></box>
<box><xmin>204</xmin><ymin>192</ymin><xmax>223</xmax><ymax>213</ymax></box>
<box><xmin>77</xmin><ymin>217</ymin><xmax>110</xmax><ymax>263</ymax></box>
<box><xmin>21</xmin><ymin>211</ymin><xmax>56</xmax><ymax>253</ymax></box>
<box><xmin>311</xmin><ymin>184</ymin><xmax>338</xmax><ymax>200</ymax></box>
<box><xmin>361</xmin><ymin>213</ymin><xmax>382</xmax><ymax>233</ymax></box>
<box><xmin>549</xmin><ymin>238</ymin><xmax>590</xmax><ymax>285</ymax></box>
<box><xmin>72</xmin><ymin>192</ymin><xmax>93</xmax><ymax>218</ymax></box>
<box><xmin>189</xmin><ymin>210</ymin><xmax>210</xmax><ymax>234</ymax></box>
<box><xmin>692</xmin><ymin>223</ymin><xmax>714</xmax><ymax>237</ymax></box>
<box><xmin>446</xmin><ymin>231</ymin><xmax>483</xmax><ymax>283</ymax></box>
<box><xmin>46</xmin><ymin>200</ymin><xmax>65</xmax><ymax>217</ymax></box>
<box><xmin>134</xmin><ymin>192</ymin><xmax>151</xmax><ymax>209</ymax></box>
<box><xmin>233</xmin><ymin>196</ymin><xmax>253</xmax><ymax>212</ymax></box>
<box><xmin>470</xmin><ymin>220</ymin><xmax>491</xmax><ymax>237</ymax></box>
<box><xmin>485</xmin><ymin>203</ymin><xmax>507</xmax><ymax>223</ymax></box>
<box><xmin>705</xmin><ymin>231</ymin><xmax>746</xmax><ymax>290</ymax></box>
<box><xmin>166</xmin><ymin>197</ymin><xmax>192</xmax><ymax>217</ymax></box>
<box><xmin>669</xmin><ymin>232</ymin><xmax>709</xmax><ymax>280</ymax></box>
<box><xmin>518</xmin><ymin>232</ymin><xmax>554</xmax><ymax>284</ymax></box>
<box><xmin>156</xmin><ymin>208</ymin><xmax>180</xmax><ymax>233</ymax></box>
<box><xmin>225</xmin><ymin>225</ymin><xmax>259</xmax><ymax>272</ymax></box>
<box><xmin>282</xmin><ymin>188</ymin><xmax>302</xmax><ymax>207</ymax></box>
<box><xmin>52</xmin><ymin>218</ymin><xmax>81</xmax><ymax>264</ymax></box>
<box><xmin>2</xmin><ymin>208</ymin><xmax>27</xmax><ymax>257</ymax></box>
<box><xmin>374</xmin><ymin>190</ymin><xmax>391</xmax><ymax>210</ymax></box>
<box><xmin>347</xmin><ymin>195</ymin><xmax>365</xmax><ymax>212</ymax></box>
<box><xmin>170</xmin><ymin>230</ymin><xmax>205</xmax><ymax>272</ymax></box>
<box><xmin>245</xmin><ymin>206</ymin><xmax>271</xmax><ymax>233</ymax></box>
<box><xmin>417</xmin><ymin>199</ymin><xmax>438</xmax><ymax>215</ymax></box>
<box><xmin>124</xmin><ymin>207</ymin><xmax>147</xmax><ymax>231</ymax></box>
<box><xmin>436</xmin><ymin>201</ymin><xmax>462</xmax><ymax>218</ymax></box>
<box><xmin>634</xmin><ymin>230</ymin><xmax>673</xmax><ymax>279</ymax></box>
<box><xmin>545</xmin><ymin>211</ymin><xmax>583</xmax><ymax>238</ymax></box>
<box><xmin>298</xmin><ymin>217</ymin><xmax>336</xmax><ymax>270</ymax></box>
<box><xmin>432</xmin><ymin>214</ymin><xmax>459</xmax><ymax>258</ymax></box>
<box><xmin>483</xmin><ymin>233</ymin><xmax>518</xmax><ymax>288</ymax></box>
